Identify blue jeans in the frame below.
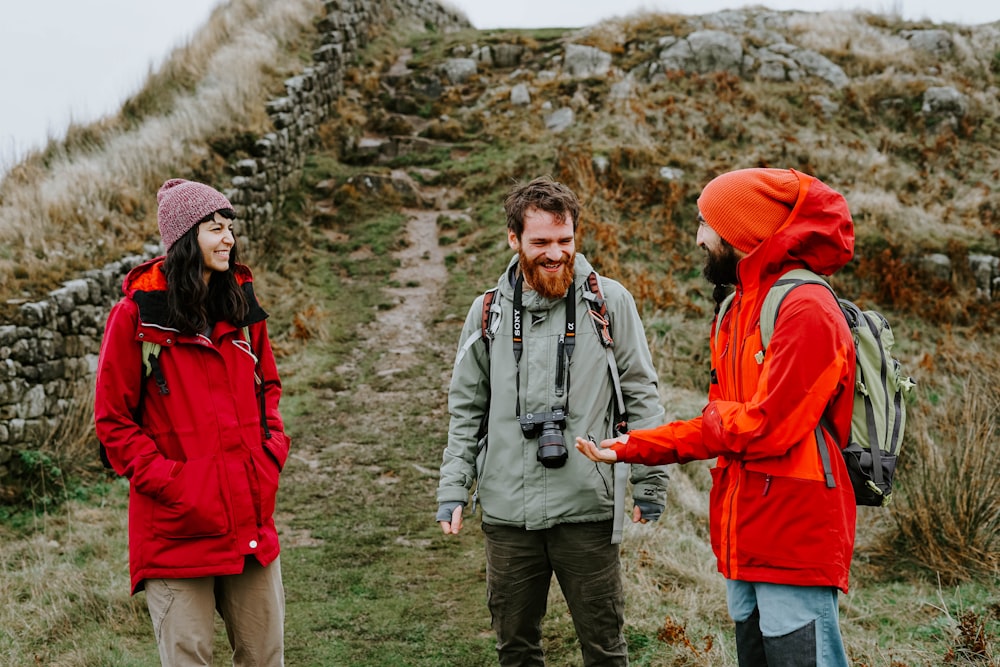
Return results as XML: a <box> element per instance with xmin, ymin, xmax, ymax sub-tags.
<box><xmin>726</xmin><ymin>579</ymin><xmax>848</xmax><ymax>667</ymax></box>
<box><xmin>482</xmin><ymin>520</ymin><xmax>627</xmax><ymax>667</ymax></box>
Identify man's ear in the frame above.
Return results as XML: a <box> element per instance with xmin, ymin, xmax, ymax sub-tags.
<box><xmin>508</xmin><ymin>229</ymin><xmax>519</xmax><ymax>251</ymax></box>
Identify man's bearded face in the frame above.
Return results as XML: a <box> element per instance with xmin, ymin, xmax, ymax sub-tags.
<box><xmin>511</xmin><ymin>207</ymin><xmax>576</xmax><ymax>299</ymax></box>
<box><xmin>702</xmin><ymin>240</ymin><xmax>740</xmax><ymax>286</ymax></box>
<box><xmin>519</xmin><ymin>246</ymin><xmax>575</xmax><ymax>299</ymax></box>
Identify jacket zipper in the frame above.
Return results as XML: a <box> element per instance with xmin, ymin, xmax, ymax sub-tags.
<box><xmin>728</xmin><ymin>287</ymin><xmax>742</xmax><ymax>402</ymax></box>
<box><xmin>724</xmin><ymin>287</ymin><xmax>743</xmax><ymax>575</ymax></box>
<box><xmin>725</xmin><ymin>464</ymin><xmax>741</xmax><ymax>573</ymax></box>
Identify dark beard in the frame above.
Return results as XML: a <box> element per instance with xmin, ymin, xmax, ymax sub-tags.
<box><xmin>702</xmin><ymin>241</ymin><xmax>740</xmax><ymax>287</ymax></box>
<box><xmin>519</xmin><ymin>250</ymin><xmax>575</xmax><ymax>299</ymax></box>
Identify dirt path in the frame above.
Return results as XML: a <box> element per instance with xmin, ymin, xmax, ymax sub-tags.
<box><xmin>368</xmin><ymin>205</ymin><xmax>451</xmax><ymax>377</ymax></box>
<box><xmin>332</xmin><ymin>179</ymin><xmax>466</xmax><ymax>375</ymax></box>
<box><xmin>279</xmin><ymin>181</ymin><xmax>469</xmax><ymax>542</ymax></box>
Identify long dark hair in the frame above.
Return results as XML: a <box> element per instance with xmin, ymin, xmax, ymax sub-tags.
<box><xmin>163</xmin><ymin>209</ymin><xmax>249</xmax><ymax>334</ymax></box>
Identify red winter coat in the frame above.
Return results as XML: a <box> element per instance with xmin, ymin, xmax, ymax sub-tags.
<box><xmin>94</xmin><ymin>257</ymin><xmax>290</xmax><ymax>594</ymax></box>
<box><xmin>615</xmin><ymin>171</ymin><xmax>857</xmax><ymax>592</ymax></box>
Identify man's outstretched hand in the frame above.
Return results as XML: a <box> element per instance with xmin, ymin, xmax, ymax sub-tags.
<box><xmin>574</xmin><ymin>436</ymin><xmax>620</xmax><ymax>463</ymax></box>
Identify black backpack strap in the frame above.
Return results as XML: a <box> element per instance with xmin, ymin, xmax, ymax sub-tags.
<box><xmin>147</xmin><ymin>354</ymin><xmax>170</xmax><ymax>396</ymax></box>
<box><xmin>814</xmin><ymin>421</ymin><xmax>837</xmax><ymax>489</ymax></box>
<box><xmin>241</xmin><ymin>325</ymin><xmax>272</xmax><ymax>441</ymax></box>
<box><xmin>474</xmin><ymin>288</ymin><xmax>501</xmax><ymax>439</ymax></box>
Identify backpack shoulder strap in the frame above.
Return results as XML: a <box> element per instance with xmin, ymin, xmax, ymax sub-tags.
<box><xmin>481</xmin><ymin>288</ymin><xmax>501</xmax><ymax>343</ymax></box>
<box><xmin>760</xmin><ymin>269</ymin><xmax>835</xmax><ymax>348</ymax></box>
<box><xmin>759</xmin><ymin>269</ymin><xmax>840</xmax><ymax>489</ymax></box>
<box><xmin>582</xmin><ymin>270</ymin><xmax>628</xmax><ymax>434</ymax></box>
<box><xmin>582</xmin><ymin>270</ymin><xmax>630</xmax><ymax>545</ymax></box>
<box><xmin>141</xmin><ymin>341</ymin><xmax>170</xmax><ymax>396</ymax></box>
<box><xmin>240</xmin><ymin>324</ymin><xmax>272</xmax><ymax>441</ymax></box>
<box><xmin>582</xmin><ymin>270</ymin><xmax>614</xmax><ymax>348</ymax></box>
<box><xmin>712</xmin><ymin>269</ymin><xmax>833</xmax><ymax>354</ymax></box>
<box><xmin>713</xmin><ymin>291</ymin><xmax>737</xmax><ymax>343</ymax></box>
<box><xmin>455</xmin><ymin>288</ymin><xmax>500</xmax><ymax>367</ymax></box>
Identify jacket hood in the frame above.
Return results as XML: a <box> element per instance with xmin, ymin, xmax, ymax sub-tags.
<box><xmin>121</xmin><ymin>256</ymin><xmax>266</xmax><ymax>328</ymax></box>
<box><xmin>497</xmin><ymin>253</ymin><xmax>596</xmax><ymax>311</ymax></box>
<box><xmin>737</xmin><ymin>171</ymin><xmax>854</xmax><ymax>287</ymax></box>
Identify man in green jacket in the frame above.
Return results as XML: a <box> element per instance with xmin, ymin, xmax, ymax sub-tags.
<box><xmin>436</xmin><ymin>176</ymin><xmax>669</xmax><ymax>666</ymax></box>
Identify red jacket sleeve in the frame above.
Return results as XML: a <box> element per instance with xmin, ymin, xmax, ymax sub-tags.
<box><xmin>250</xmin><ymin>319</ymin><xmax>290</xmax><ymax>470</ymax></box>
<box><xmin>613</xmin><ymin>416</ymin><xmax>704</xmax><ymax>465</ymax></box>
<box><xmin>614</xmin><ymin>284</ymin><xmax>852</xmax><ymax>468</ymax></box>
<box><xmin>93</xmin><ymin>299</ymin><xmax>177</xmax><ymax>493</ymax></box>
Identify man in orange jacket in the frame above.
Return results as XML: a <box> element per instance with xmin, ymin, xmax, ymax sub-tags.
<box><xmin>577</xmin><ymin>168</ymin><xmax>857</xmax><ymax>667</ymax></box>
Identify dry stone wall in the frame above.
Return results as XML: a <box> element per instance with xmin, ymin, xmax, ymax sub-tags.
<box><xmin>231</xmin><ymin>0</ymin><xmax>468</xmax><ymax>239</ymax></box>
<box><xmin>0</xmin><ymin>0</ymin><xmax>468</xmax><ymax>489</ymax></box>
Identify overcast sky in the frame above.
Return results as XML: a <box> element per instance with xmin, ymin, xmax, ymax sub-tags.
<box><xmin>1</xmin><ymin>0</ymin><xmax>997</xmax><ymax>171</ymax></box>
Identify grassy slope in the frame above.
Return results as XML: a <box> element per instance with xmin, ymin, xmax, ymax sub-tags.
<box><xmin>1</xmin><ymin>7</ymin><xmax>999</xmax><ymax>667</ymax></box>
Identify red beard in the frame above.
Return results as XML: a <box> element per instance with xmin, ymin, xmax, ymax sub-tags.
<box><xmin>520</xmin><ymin>250</ymin><xmax>575</xmax><ymax>299</ymax></box>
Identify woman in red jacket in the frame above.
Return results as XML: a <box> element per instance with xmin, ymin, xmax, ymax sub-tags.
<box><xmin>95</xmin><ymin>178</ymin><xmax>290</xmax><ymax>667</ymax></box>
<box><xmin>577</xmin><ymin>168</ymin><xmax>856</xmax><ymax>667</ymax></box>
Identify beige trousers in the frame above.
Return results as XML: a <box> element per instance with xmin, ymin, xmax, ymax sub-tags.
<box><xmin>144</xmin><ymin>556</ymin><xmax>284</xmax><ymax>667</ymax></box>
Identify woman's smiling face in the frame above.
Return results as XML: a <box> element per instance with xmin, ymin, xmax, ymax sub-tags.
<box><xmin>197</xmin><ymin>211</ymin><xmax>235</xmax><ymax>283</ymax></box>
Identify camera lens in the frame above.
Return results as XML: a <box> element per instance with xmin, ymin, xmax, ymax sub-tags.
<box><xmin>536</xmin><ymin>423</ymin><xmax>568</xmax><ymax>468</ymax></box>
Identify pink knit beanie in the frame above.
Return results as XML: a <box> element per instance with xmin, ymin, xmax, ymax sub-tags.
<box><xmin>697</xmin><ymin>168</ymin><xmax>802</xmax><ymax>253</ymax></box>
<box><xmin>156</xmin><ymin>179</ymin><xmax>233</xmax><ymax>252</ymax></box>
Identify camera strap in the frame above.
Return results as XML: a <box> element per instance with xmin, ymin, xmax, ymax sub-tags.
<box><xmin>512</xmin><ymin>273</ymin><xmax>576</xmax><ymax>420</ymax></box>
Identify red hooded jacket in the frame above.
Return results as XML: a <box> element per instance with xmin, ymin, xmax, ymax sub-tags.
<box><xmin>615</xmin><ymin>171</ymin><xmax>857</xmax><ymax>591</ymax></box>
<box><xmin>94</xmin><ymin>257</ymin><xmax>290</xmax><ymax>594</ymax></box>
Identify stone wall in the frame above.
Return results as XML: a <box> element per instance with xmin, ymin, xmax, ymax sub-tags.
<box><xmin>230</xmin><ymin>0</ymin><xmax>469</xmax><ymax>239</ymax></box>
<box><xmin>0</xmin><ymin>0</ymin><xmax>469</xmax><ymax>488</ymax></box>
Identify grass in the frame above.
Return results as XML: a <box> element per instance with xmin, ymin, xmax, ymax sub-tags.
<box><xmin>2</xmin><ymin>3</ymin><xmax>1000</xmax><ymax>666</ymax></box>
<box><xmin>3</xmin><ymin>122</ymin><xmax>998</xmax><ymax>665</ymax></box>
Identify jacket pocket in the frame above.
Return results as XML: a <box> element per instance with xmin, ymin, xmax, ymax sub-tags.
<box><xmin>249</xmin><ymin>446</ymin><xmax>281</xmax><ymax>526</ymax></box>
<box><xmin>153</xmin><ymin>456</ymin><xmax>230</xmax><ymax>539</ymax></box>
<box><xmin>737</xmin><ymin>470</ymin><xmax>846</xmax><ymax>570</ymax></box>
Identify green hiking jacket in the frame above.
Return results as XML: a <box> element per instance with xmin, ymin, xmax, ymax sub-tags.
<box><xmin>438</xmin><ymin>254</ymin><xmax>669</xmax><ymax>529</ymax></box>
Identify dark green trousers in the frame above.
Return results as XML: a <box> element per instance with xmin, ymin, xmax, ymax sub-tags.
<box><xmin>482</xmin><ymin>520</ymin><xmax>626</xmax><ymax>667</ymax></box>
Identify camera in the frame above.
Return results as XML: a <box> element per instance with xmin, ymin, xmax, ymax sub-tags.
<box><xmin>520</xmin><ymin>407</ymin><xmax>568</xmax><ymax>468</ymax></box>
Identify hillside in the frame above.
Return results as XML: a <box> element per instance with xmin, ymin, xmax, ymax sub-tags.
<box><xmin>0</xmin><ymin>1</ymin><xmax>998</xmax><ymax>665</ymax></box>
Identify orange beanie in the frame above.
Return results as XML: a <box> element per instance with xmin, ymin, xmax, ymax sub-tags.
<box><xmin>697</xmin><ymin>168</ymin><xmax>802</xmax><ymax>253</ymax></box>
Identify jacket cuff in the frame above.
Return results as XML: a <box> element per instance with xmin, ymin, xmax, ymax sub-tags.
<box><xmin>436</xmin><ymin>487</ymin><xmax>471</xmax><ymax>505</ymax></box>
<box><xmin>632</xmin><ymin>481</ymin><xmax>667</xmax><ymax>506</ymax></box>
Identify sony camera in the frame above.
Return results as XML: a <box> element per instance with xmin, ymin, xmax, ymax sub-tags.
<box><xmin>520</xmin><ymin>407</ymin><xmax>568</xmax><ymax>469</ymax></box>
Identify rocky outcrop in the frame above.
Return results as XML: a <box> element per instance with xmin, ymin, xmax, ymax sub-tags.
<box><xmin>644</xmin><ymin>28</ymin><xmax>848</xmax><ymax>87</ymax></box>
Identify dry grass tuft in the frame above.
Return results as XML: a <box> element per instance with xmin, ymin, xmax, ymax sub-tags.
<box><xmin>945</xmin><ymin>610</ymin><xmax>996</xmax><ymax>664</ymax></box>
<box><xmin>881</xmin><ymin>371</ymin><xmax>1000</xmax><ymax>584</ymax></box>
<box><xmin>657</xmin><ymin>614</ymin><xmax>716</xmax><ymax>658</ymax></box>
<box><xmin>0</xmin><ymin>486</ymin><xmax>141</xmax><ymax>663</ymax></box>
